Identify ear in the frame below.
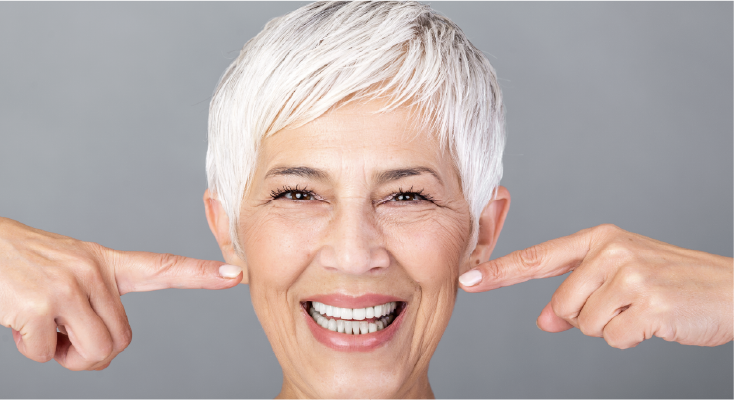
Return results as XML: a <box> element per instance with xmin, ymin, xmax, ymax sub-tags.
<box><xmin>466</xmin><ymin>186</ymin><xmax>511</xmax><ymax>272</ymax></box>
<box><xmin>203</xmin><ymin>189</ymin><xmax>248</xmax><ymax>284</ymax></box>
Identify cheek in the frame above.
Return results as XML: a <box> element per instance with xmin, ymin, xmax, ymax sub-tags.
<box><xmin>383</xmin><ymin>210</ymin><xmax>471</xmax><ymax>286</ymax></box>
<box><xmin>239</xmin><ymin>211</ymin><xmax>323</xmax><ymax>295</ymax></box>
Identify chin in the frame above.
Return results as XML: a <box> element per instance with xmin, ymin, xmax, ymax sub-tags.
<box><xmin>261</xmin><ymin>292</ymin><xmax>445</xmax><ymax>399</ymax></box>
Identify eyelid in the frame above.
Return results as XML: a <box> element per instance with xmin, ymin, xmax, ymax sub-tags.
<box><xmin>270</xmin><ymin>185</ymin><xmax>322</xmax><ymax>201</ymax></box>
<box><xmin>381</xmin><ymin>187</ymin><xmax>435</xmax><ymax>203</ymax></box>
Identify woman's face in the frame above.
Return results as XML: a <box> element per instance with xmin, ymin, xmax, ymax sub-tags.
<box><xmin>224</xmin><ymin>101</ymin><xmax>478</xmax><ymax>398</ymax></box>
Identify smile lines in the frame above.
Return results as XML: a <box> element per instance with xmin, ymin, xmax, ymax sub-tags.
<box><xmin>308</xmin><ymin>301</ymin><xmax>399</xmax><ymax>334</ymax></box>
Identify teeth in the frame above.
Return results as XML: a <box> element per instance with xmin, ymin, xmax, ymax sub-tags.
<box><xmin>308</xmin><ymin>300</ymin><xmax>401</xmax><ymax>335</ymax></box>
<box><xmin>374</xmin><ymin>305</ymin><xmax>382</xmax><ymax>317</ymax></box>
<box><xmin>353</xmin><ymin>308</ymin><xmax>365</xmax><ymax>320</ymax></box>
<box><xmin>344</xmin><ymin>320</ymin><xmax>354</xmax><ymax>334</ymax></box>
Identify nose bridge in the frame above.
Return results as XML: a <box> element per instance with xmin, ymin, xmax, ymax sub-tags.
<box><xmin>320</xmin><ymin>196</ymin><xmax>388</xmax><ymax>274</ymax></box>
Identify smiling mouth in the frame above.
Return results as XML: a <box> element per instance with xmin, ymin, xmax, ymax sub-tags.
<box><xmin>303</xmin><ymin>301</ymin><xmax>404</xmax><ymax>334</ymax></box>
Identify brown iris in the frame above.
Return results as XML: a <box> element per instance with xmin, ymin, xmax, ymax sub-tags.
<box><xmin>286</xmin><ymin>191</ymin><xmax>313</xmax><ymax>200</ymax></box>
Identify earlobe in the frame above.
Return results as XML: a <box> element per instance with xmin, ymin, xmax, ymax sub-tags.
<box><xmin>203</xmin><ymin>189</ymin><xmax>249</xmax><ymax>284</ymax></box>
<box><xmin>467</xmin><ymin>186</ymin><xmax>511</xmax><ymax>271</ymax></box>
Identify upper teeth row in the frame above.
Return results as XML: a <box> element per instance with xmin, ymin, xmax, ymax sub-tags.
<box><xmin>311</xmin><ymin>301</ymin><xmax>397</xmax><ymax>320</ymax></box>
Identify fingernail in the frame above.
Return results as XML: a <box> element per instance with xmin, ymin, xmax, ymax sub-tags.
<box><xmin>219</xmin><ymin>264</ymin><xmax>242</xmax><ymax>278</ymax></box>
<box><xmin>536</xmin><ymin>320</ymin><xmax>541</xmax><ymax>330</ymax></box>
<box><xmin>459</xmin><ymin>269</ymin><xmax>482</xmax><ymax>287</ymax></box>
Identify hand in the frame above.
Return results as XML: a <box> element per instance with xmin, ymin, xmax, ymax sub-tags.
<box><xmin>459</xmin><ymin>224</ymin><xmax>733</xmax><ymax>348</ymax></box>
<box><xmin>0</xmin><ymin>217</ymin><xmax>242</xmax><ymax>371</ymax></box>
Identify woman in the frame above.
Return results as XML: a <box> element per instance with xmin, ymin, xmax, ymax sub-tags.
<box><xmin>0</xmin><ymin>2</ymin><xmax>731</xmax><ymax>398</ymax></box>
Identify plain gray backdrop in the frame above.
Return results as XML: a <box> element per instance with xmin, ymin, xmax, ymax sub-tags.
<box><xmin>0</xmin><ymin>1</ymin><xmax>731</xmax><ymax>398</ymax></box>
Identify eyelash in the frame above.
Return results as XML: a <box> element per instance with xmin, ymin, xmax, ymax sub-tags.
<box><xmin>269</xmin><ymin>185</ymin><xmax>434</xmax><ymax>203</ymax></box>
<box><xmin>270</xmin><ymin>184</ymin><xmax>317</xmax><ymax>201</ymax></box>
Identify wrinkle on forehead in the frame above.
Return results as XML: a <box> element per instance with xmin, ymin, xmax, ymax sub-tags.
<box><xmin>258</xmin><ymin>101</ymin><xmax>457</xmax><ymax>190</ymax></box>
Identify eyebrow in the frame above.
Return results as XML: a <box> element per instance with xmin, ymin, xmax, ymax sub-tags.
<box><xmin>264</xmin><ymin>165</ymin><xmax>442</xmax><ymax>185</ymax></box>
<box><xmin>264</xmin><ymin>166</ymin><xmax>328</xmax><ymax>180</ymax></box>
<box><xmin>374</xmin><ymin>167</ymin><xmax>442</xmax><ymax>185</ymax></box>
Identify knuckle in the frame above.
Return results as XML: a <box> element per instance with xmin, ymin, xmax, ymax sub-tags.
<box><xmin>601</xmin><ymin>242</ymin><xmax>636</xmax><ymax>263</ymax></box>
<box><xmin>157</xmin><ymin>253</ymin><xmax>180</xmax><ymax>270</ymax></box>
<box><xmin>117</xmin><ymin>326</ymin><xmax>133</xmax><ymax>352</ymax></box>
<box><xmin>516</xmin><ymin>246</ymin><xmax>545</xmax><ymax>271</ymax></box>
<box><xmin>617</xmin><ymin>264</ymin><xmax>647</xmax><ymax>290</ymax></box>
<box><xmin>28</xmin><ymin>350</ymin><xmax>54</xmax><ymax>363</ymax></box>
<box><xmin>482</xmin><ymin>263</ymin><xmax>505</xmax><ymax>282</ymax></box>
<box><xmin>596</xmin><ymin>223</ymin><xmax>621</xmax><ymax>237</ymax></box>
<box><xmin>642</xmin><ymin>292</ymin><xmax>671</xmax><ymax>316</ymax></box>
<box><xmin>52</xmin><ymin>274</ymin><xmax>82</xmax><ymax>302</ymax></box>
<box><xmin>74</xmin><ymin>258</ymin><xmax>103</xmax><ymax>282</ymax></box>
<box><xmin>22</xmin><ymin>296</ymin><xmax>54</xmax><ymax>318</ymax></box>
<box><xmin>603</xmin><ymin>330</ymin><xmax>623</xmax><ymax>349</ymax></box>
<box><xmin>576</xmin><ymin>313</ymin><xmax>592</xmax><ymax>335</ymax></box>
<box><xmin>550</xmin><ymin>295</ymin><xmax>574</xmax><ymax>321</ymax></box>
<box><xmin>91</xmin><ymin>342</ymin><xmax>114</xmax><ymax>363</ymax></box>
<box><xmin>156</xmin><ymin>253</ymin><xmax>209</xmax><ymax>285</ymax></box>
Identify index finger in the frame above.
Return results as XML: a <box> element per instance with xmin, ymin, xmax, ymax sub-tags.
<box><xmin>459</xmin><ymin>227</ymin><xmax>593</xmax><ymax>292</ymax></box>
<box><xmin>107</xmin><ymin>250</ymin><xmax>243</xmax><ymax>295</ymax></box>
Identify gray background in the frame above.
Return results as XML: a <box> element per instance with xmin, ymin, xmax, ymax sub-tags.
<box><xmin>0</xmin><ymin>1</ymin><xmax>731</xmax><ymax>398</ymax></box>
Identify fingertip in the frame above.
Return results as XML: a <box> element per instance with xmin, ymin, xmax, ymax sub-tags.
<box><xmin>537</xmin><ymin>302</ymin><xmax>574</xmax><ymax>333</ymax></box>
<box><xmin>218</xmin><ymin>264</ymin><xmax>242</xmax><ymax>279</ymax></box>
<box><xmin>458</xmin><ymin>269</ymin><xmax>482</xmax><ymax>288</ymax></box>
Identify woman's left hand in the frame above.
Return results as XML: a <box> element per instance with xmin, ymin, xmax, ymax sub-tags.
<box><xmin>459</xmin><ymin>224</ymin><xmax>733</xmax><ymax>348</ymax></box>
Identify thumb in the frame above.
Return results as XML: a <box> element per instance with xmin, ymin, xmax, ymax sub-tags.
<box><xmin>108</xmin><ymin>250</ymin><xmax>243</xmax><ymax>295</ymax></box>
<box><xmin>536</xmin><ymin>301</ymin><xmax>574</xmax><ymax>333</ymax></box>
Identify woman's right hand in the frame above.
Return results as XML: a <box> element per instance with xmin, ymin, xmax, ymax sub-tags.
<box><xmin>0</xmin><ymin>217</ymin><xmax>242</xmax><ymax>371</ymax></box>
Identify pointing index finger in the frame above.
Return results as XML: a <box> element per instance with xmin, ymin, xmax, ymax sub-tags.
<box><xmin>460</xmin><ymin>227</ymin><xmax>593</xmax><ymax>292</ymax></box>
<box><xmin>109</xmin><ymin>250</ymin><xmax>243</xmax><ymax>295</ymax></box>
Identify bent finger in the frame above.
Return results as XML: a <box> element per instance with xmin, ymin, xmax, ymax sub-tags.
<box><xmin>13</xmin><ymin>318</ymin><xmax>57</xmax><ymax>363</ymax></box>
<box><xmin>53</xmin><ymin>297</ymin><xmax>113</xmax><ymax>371</ymax></box>
<box><xmin>602</xmin><ymin>305</ymin><xmax>648</xmax><ymax>349</ymax></box>
<box><xmin>110</xmin><ymin>250</ymin><xmax>242</xmax><ymax>295</ymax></box>
<box><xmin>547</xmin><ymin>257</ymin><xmax>609</xmax><ymax>330</ymax></box>
<box><xmin>576</xmin><ymin>278</ymin><xmax>632</xmax><ymax>338</ymax></box>
<box><xmin>84</xmin><ymin>281</ymin><xmax>133</xmax><ymax>370</ymax></box>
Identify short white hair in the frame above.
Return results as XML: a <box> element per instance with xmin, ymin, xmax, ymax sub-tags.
<box><xmin>207</xmin><ymin>1</ymin><xmax>505</xmax><ymax>256</ymax></box>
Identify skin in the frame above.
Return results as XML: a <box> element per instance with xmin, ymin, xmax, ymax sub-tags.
<box><xmin>460</xmin><ymin>225</ymin><xmax>733</xmax><ymax>348</ymax></box>
<box><xmin>0</xmin><ymin>217</ymin><xmax>241</xmax><ymax>371</ymax></box>
<box><xmin>204</xmin><ymin>100</ymin><xmax>510</xmax><ymax>398</ymax></box>
<box><xmin>0</xmin><ymin>100</ymin><xmax>729</xmax><ymax>398</ymax></box>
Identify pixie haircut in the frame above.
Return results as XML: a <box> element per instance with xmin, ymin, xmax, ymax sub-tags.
<box><xmin>207</xmin><ymin>1</ymin><xmax>505</xmax><ymax>255</ymax></box>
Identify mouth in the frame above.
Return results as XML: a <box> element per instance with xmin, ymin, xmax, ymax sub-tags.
<box><xmin>301</xmin><ymin>295</ymin><xmax>407</xmax><ymax>351</ymax></box>
<box><xmin>304</xmin><ymin>300</ymin><xmax>404</xmax><ymax>334</ymax></box>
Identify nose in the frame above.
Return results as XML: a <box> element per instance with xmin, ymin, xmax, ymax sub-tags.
<box><xmin>317</xmin><ymin>198</ymin><xmax>390</xmax><ymax>275</ymax></box>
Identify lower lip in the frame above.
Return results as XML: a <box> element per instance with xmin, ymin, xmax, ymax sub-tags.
<box><xmin>303</xmin><ymin>303</ymin><xmax>405</xmax><ymax>352</ymax></box>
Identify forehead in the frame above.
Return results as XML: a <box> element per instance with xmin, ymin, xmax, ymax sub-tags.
<box><xmin>257</xmin><ymin>101</ymin><xmax>454</xmax><ymax>180</ymax></box>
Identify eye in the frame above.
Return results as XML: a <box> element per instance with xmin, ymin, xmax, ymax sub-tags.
<box><xmin>270</xmin><ymin>185</ymin><xmax>318</xmax><ymax>201</ymax></box>
<box><xmin>389</xmin><ymin>187</ymin><xmax>433</xmax><ymax>203</ymax></box>
<box><xmin>283</xmin><ymin>190</ymin><xmax>315</xmax><ymax>201</ymax></box>
<box><xmin>392</xmin><ymin>192</ymin><xmax>425</xmax><ymax>201</ymax></box>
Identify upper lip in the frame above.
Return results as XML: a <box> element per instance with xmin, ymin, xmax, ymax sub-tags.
<box><xmin>302</xmin><ymin>293</ymin><xmax>406</xmax><ymax>309</ymax></box>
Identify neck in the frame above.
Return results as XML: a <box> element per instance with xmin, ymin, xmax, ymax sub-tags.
<box><xmin>277</xmin><ymin>372</ymin><xmax>435</xmax><ymax>399</ymax></box>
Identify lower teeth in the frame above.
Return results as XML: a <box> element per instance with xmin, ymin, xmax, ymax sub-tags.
<box><xmin>309</xmin><ymin>304</ymin><xmax>397</xmax><ymax>334</ymax></box>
